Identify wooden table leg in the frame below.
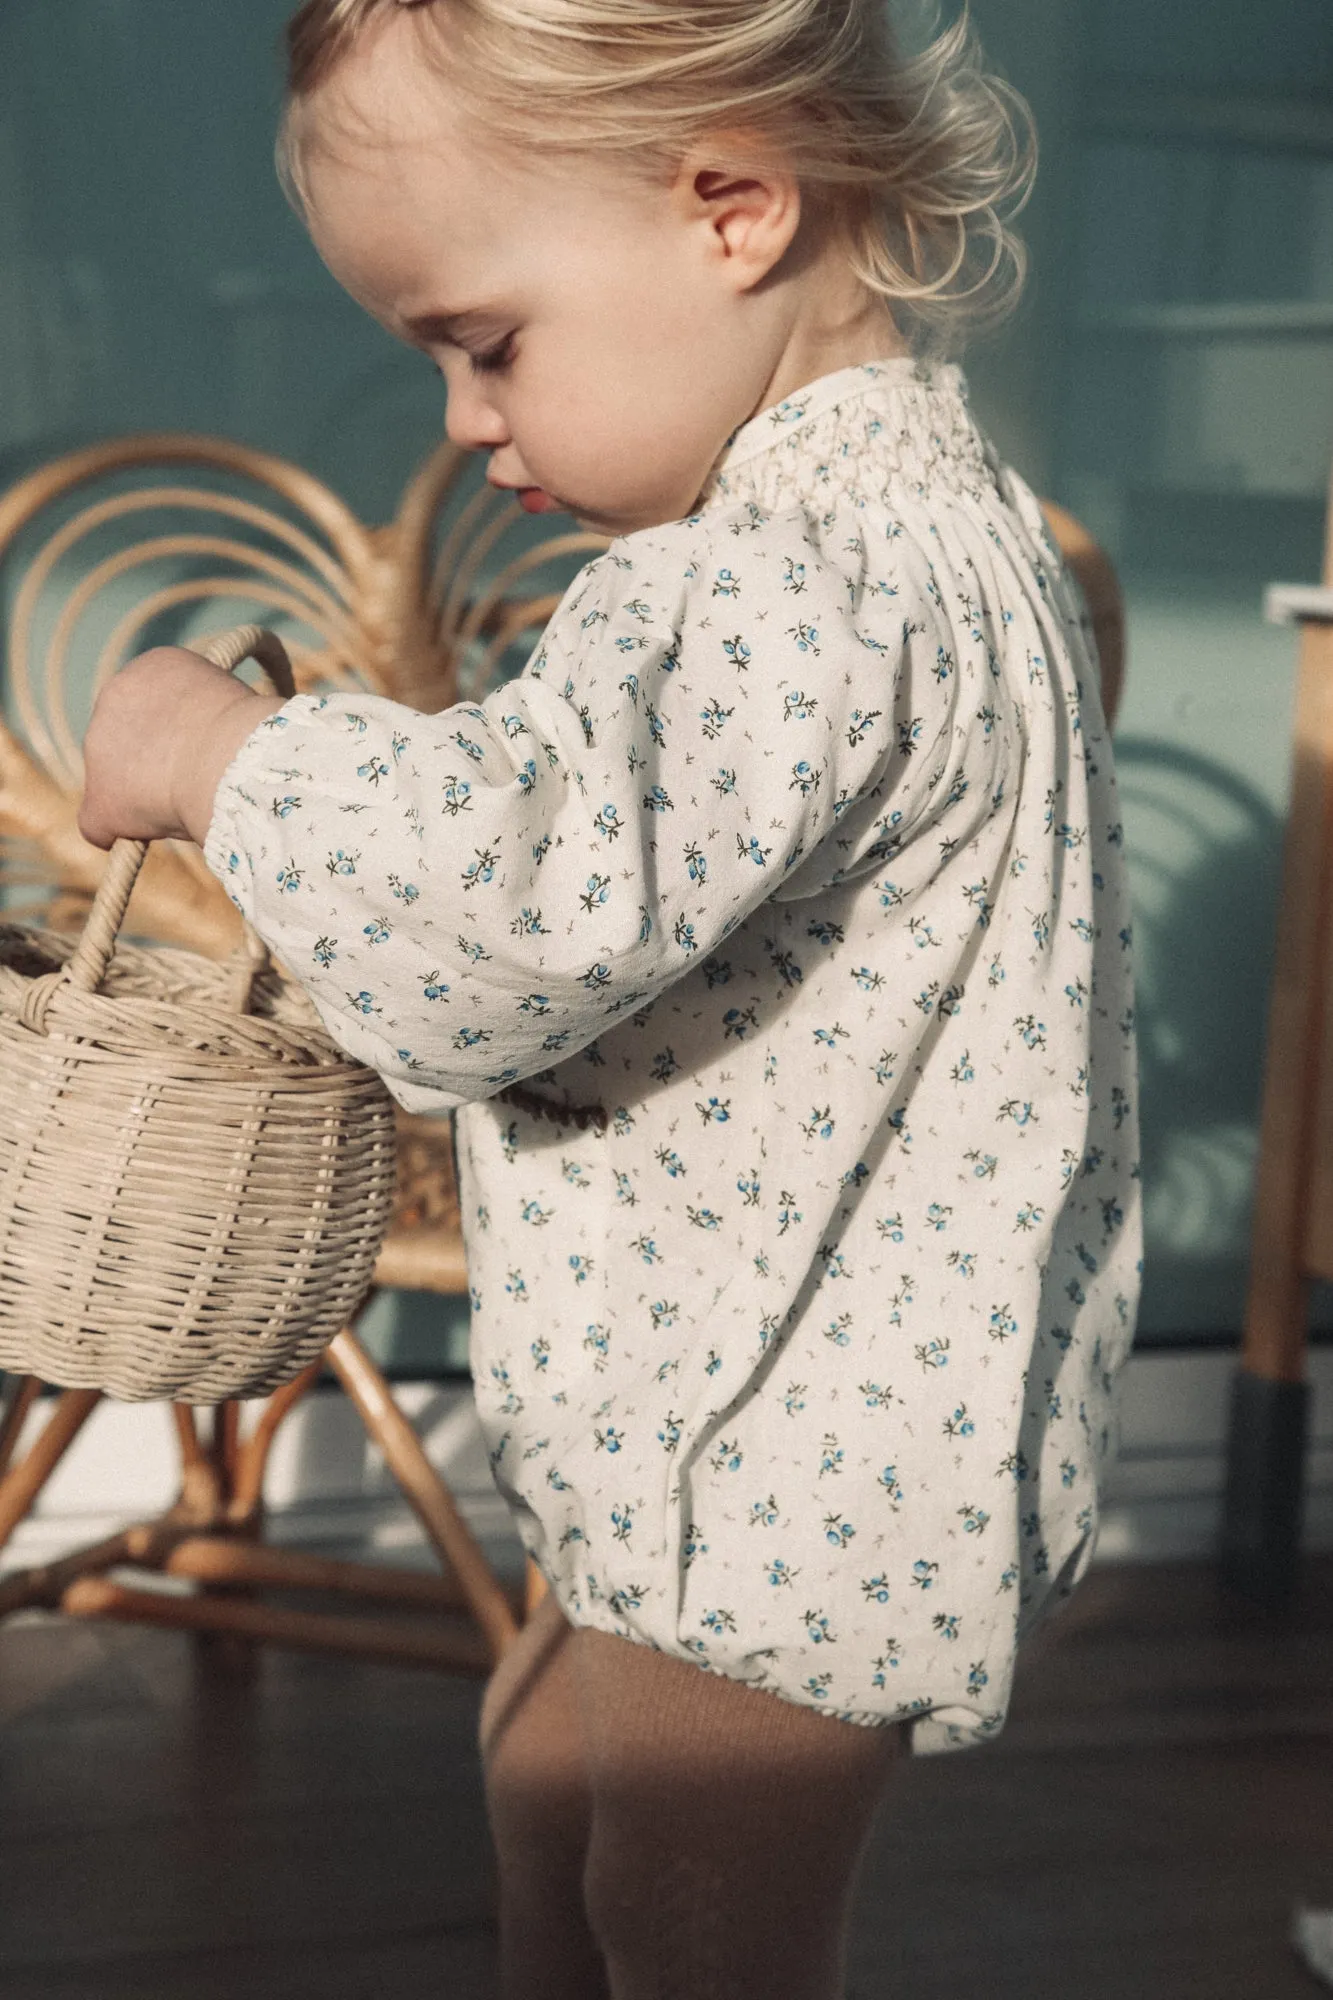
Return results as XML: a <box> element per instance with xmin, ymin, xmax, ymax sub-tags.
<box><xmin>1221</xmin><ymin>507</ymin><xmax>1333</xmax><ymax>1605</ymax></box>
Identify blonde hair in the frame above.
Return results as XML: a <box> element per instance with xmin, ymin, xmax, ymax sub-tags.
<box><xmin>280</xmin><ymin>0</ymin><xmax>1036</xmax><ymax>348</ymax></box>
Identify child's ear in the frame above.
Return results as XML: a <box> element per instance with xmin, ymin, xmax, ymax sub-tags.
<box><xmin>678</xmin><ymin>144</ymin><xmax>802</xmax><ymax>290</ymax></box>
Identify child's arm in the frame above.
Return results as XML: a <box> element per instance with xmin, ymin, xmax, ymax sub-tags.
<box><xmin>84</xmin><ymin>522</ymin><xmax>948</xmax><ymax>1110</ymax></box>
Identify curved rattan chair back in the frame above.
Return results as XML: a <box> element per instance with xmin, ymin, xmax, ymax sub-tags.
<box><xmin>0</xmin><ymin>430</ymin><xmax>605</xmax><ymax>951</ymax></box>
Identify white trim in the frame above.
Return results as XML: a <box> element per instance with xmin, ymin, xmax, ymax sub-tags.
<box><xmin>3</xmin><ymin>1351</ymin><xmax>1332</xmax><ymax>1581</ymax></box>
<box><xmin>1265</xmin><ymin>583</ymin><xmax>1333</xmax><ymax>627</ymax></box>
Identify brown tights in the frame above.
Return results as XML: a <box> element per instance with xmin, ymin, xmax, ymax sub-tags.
<box><xmin>479</xmin><ymin>1590</ymin><xmax>900</xmax><ymax>2000</ymax></box>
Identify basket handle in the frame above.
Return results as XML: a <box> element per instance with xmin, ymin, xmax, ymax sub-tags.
<box><xmin>63</xmin><ymin>625</ymin><xmax>297</xmax><ymax>1006</ymax></box>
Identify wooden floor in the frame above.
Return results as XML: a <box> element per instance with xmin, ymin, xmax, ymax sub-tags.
<box><xmin>1</xmin><ymin>1556</ymin><xmax>1331</xmax><ymax>1998</ymax></box>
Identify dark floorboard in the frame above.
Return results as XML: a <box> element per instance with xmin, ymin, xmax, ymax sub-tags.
<box><xmin>2</xmin><ymin>1557</ymin><xmax>1331</xmax><ymax>1998</ymax></box>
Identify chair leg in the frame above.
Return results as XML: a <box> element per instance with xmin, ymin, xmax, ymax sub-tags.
<box><xmin>0</xmin><ymin>1387</ymin><xmax>101</xmax><ymax>1556</ymax></box>
<box><xmin>162</xmin><ymin>1534</ymin><xmax>487</xmax><ymax>1612</ymax></box>
<box><xmin>173</xmin><ymin>1403</ymin><xmax>225</xmax><ymax>1520</ymax></box>
<box><xmin>0</xmin><ymin>1518</ymin><xmax>191</xmax><ymax>1617</ymax></box>
<box><xmin>62</xmin><ymin>1573</ymin><xmax>492</xmax><ymax>1673</ymax></box>
<box><xmin>0</xmin><ymin>1376</ymin><xmax>43</xmax><ymax>1480</ymax></box>
<box><xmin>0</xmin><ymin>1343</ymin><xmax>522</xmax><ymax>1679</ymax></box>
<box><xmin>326</xmin><ymin>1327</ymin><xmax>519</xmax><ymax>1663</ymax></box>
<box><xmin>229</xmin><ymin>1359</ymin><xmax>325</xmax><ymax>1524</ymax></box>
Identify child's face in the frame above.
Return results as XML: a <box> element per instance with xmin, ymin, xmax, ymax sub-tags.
<box><xmin>300</xmin><ymin>20</ymin><xmax>794</xmax><ymax>535</ymax></box>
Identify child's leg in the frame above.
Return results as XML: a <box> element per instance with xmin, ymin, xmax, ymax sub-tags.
<box><xmin>570</xmin><ymin>1626</ymin><xmax>901</xmax><ymax>2000</ymax></box>
<box><xmin>479</xmin><ymin>1588</ymin><xmax>612</xmax><ymax>2000</ymax></box>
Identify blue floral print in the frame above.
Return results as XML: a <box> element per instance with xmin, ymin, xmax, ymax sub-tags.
<box><xmin>204</xmin><ymin>358</ymin><xmax>1141</xmax><ymax>1754</ymax></box>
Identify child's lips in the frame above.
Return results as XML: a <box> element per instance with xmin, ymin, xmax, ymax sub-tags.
<box><xmin>517</xmin><ymin>487</ymin><xmax>560</xmax><ymax>515</ymax></box>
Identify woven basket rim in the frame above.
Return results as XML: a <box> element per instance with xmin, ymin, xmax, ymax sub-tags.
<box><xmin>0</xmin><ymin>920</ymin><xmax>360</xmax><ymax>1069</ymax></box>
<box><xmin>0</xmin><ymin>919</ymin><xmax>306</xmax><ymax>1007</ymax></box>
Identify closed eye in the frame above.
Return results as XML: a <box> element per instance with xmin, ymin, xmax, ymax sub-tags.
<box><xmin>468</xmin><ymin>334</ymin><xmax>517</xmax><ymax>376</ymax></box>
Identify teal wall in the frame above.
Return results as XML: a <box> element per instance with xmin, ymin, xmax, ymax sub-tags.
<box><xmin>2</xmin><ymin>1</ymin><xmax>1331</xmax><ymax>1359</ymax></box>
<box><xmin>0</xmin><ymin>1</ymin><xmax>444</xmax><ymax>517</ymax></box>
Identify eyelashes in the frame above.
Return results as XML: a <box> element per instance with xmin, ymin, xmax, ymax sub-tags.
<box><xmin>468</xmin><ymin>334</ymin><xmax>517</xmax><ymax>376</ymax></box>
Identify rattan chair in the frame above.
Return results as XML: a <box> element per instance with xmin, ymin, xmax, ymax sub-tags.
<box><xmin>0</xmin><ymin>431</ymin><xmax>603</xmax><ymax>1669</ymax></box>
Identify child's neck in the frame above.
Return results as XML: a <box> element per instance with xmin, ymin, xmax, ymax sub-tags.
<box><xmin>754</xmin><ymin>237</ymin><xmax>913</xmax><ymax>419</ymax></box>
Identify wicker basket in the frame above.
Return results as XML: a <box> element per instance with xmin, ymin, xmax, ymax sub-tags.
<box><xmin>0</xmin><ymin>627</ymin><xmax>398</xmax><ymax>1403</ymax></box>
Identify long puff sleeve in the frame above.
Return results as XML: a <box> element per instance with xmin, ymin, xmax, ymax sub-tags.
<box><xmin>204</xmin><ymin>503</ymin><xmax>955</xmax><ymax>1110</ymax></box>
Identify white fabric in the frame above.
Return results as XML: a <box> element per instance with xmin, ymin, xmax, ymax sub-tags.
<box><xmin>1296</xmin><ymin>1909</ymin><xmax>1333</xmax><ymax>1987</ymax></box>
<box><xmin>206</xmin><ymin>358</ymin><xmax>1141</xmax><ymax>1751</ymax></box>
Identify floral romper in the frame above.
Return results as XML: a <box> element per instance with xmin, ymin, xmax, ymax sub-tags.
<box><xmin>206</xmin><ymin>358</ymin><xmax>1142</xmax><ymax>1751</ymax></box>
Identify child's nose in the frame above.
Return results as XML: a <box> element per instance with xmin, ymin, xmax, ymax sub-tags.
<box><xmin>444</xmin><ymin>376</ymin><xmax>510</xmax><ymax>454</ymax></box>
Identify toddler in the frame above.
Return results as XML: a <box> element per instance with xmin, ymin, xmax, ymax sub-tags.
<box><xmin>81</xmin><ymin>1</ymin><xmax>1142</xmax><ymax>1993</ymax></box>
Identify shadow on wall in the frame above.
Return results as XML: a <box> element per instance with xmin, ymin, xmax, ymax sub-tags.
<box><xmin>1114</xmin><ymin>734</ymin><xmax>1285</xmax><ymax>1338</ymax></box>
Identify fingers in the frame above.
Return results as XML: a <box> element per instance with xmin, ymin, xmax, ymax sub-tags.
<box><xmin>79</xmin><ymin>648</ymin><xmax>239</xmax><ymax>849</ymax></box>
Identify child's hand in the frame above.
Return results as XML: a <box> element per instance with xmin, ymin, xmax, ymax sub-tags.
<box><xmin>78</xmin><ymin>647</ymin><xmax>284</xmax><ymax>851</ymax></box>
